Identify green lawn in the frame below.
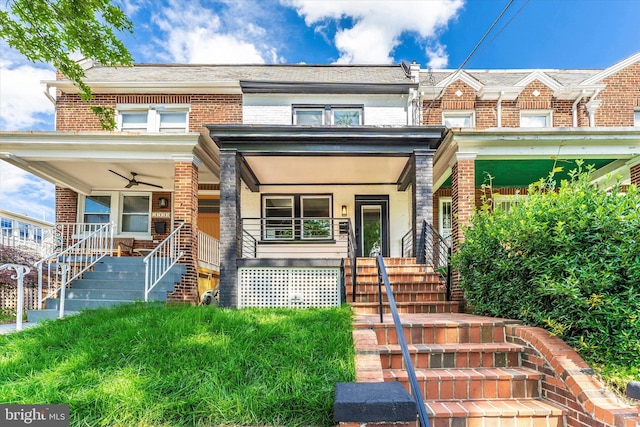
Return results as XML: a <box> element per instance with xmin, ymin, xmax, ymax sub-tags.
<box><xmin>0</xmin><ymin>303</ymin><xmax>355</xmax><ymax>426</ymax></box>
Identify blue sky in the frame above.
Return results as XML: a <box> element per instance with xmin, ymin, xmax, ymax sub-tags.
<box><xmin>1</xmin><ymin>0</ymin><xmax>639</xmax><ymax>220</ymax></box>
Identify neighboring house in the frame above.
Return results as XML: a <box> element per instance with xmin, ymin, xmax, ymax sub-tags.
<box><xmin>0</xmin><ymin>209</ymin><xmax>54</xmax><ymax>257</ymax></box>
<box><xmin>0</xmin><ymin>52</ymin><xmax>638</xmax><ymax>307</ymax></box>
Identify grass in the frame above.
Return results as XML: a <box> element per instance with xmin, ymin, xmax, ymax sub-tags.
<box><xmin>0</xmin><ymin>303</ymin><xmax>356</xmax><ymax>426</ymax></box>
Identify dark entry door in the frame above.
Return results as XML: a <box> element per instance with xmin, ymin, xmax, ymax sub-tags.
<box><xmin>354</xmin><ymin>195</ymin><xmax>389</xmax><ymax>257</ymax></box>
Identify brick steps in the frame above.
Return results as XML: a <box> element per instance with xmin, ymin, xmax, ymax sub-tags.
<box><xmin>379</xmin><ymin>342</ymin><xmax>523</xmax><ymax>369</ymax></box>
<box><xmin>425</xmin><ymin>399</ymin><xmax>566</xmax><ymax>427</ymax></box>
<box><xmin>352</xmin><ymin>290</ymin><xmax>446</xmax><ymax>303</ymax></box>
<box><xmin>351</xmin><ymin>301</ymin><xmax>460</xmax><ymax>314</ymax></box>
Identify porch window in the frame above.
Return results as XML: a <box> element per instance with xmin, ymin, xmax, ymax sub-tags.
<box><xmin>520</xmin><ymin>111</ymin><xmax>551</xmax><ymax>128</ymax></box>
<box><xmin>159</xmin><ymin>112</ymin><xmax>188</xmax><ymax>133</ymax></box>
<box><xmin>439</xmin><ymin>198</ymin><xmax>452</xmax><ymax>243</ymax></box>
<box><xmin>121</xmin><ymin>112</ymin><xmax>148</xmax><ymax>132</ymax></box>
<box><xmin>293</xmin><ymin>105</ymin><xmax>363</xmax><ymax>126</ymax></box>
<box><xmin>301</xmin><ymin>196</ymin><xmax>331</xmax><ymax>239</ymax></box>
<box><xmin>84</xmin><ymin>195</ymin><xmax>112</xmax><ymax>224</ymax></box>
<box><xmin>263</xmin><ymin>196</ymin><xmax>294</xmax><ymax>240</ymax></box>
<box><xmin>121</xmin><ymin>195</ymin><xmax>150</xmax><ymax>233</ymax></box>
<box><xmin>443</xmin><ymin>111</ymin><xmax>474</xmax><ymax>128</ymax></box>
<box><xmin>493</xmin><ymin>194</ymin><xmax>524</xmax><ymax>213</ymax></box>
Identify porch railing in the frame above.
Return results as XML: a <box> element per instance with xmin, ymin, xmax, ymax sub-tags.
<box><xmin>35</xmin><ymin>222</ymin><xmax>114</xmax><ymax>317</ymax></box>
<box><xmin>1</xmin><ymin>227</ymin><xmax>55</xmax><ymax>257</ymax></box>
<box><xmin>240</xmin><ymin>217</ymin><xmax>354</xmax><ymax>259</ymax></box>
<box><xmin>143</xmin><ymin>222</ymin><xmax>184</xmax><ymax>301</ymax></box>
<box><xmin>401</xmin><ymin>229</ymin><xmax>413</xmax><ymax>258</ymax></box>
<box><xmin>0</xmin><ymin>263</ymin><xmax>31</xmax><ymax>331</ymax></box>
<box><xmin>376</xmin><ymin>255</ymin><xmax>430</xmax><ymax>427</ymax></box>
<box><xmin>197</xmin><ymin>231</ymin><xmax>220</xmax><ymax>269</ymax></box>
<box><xmin>422</xmin><ymin>220</ymin><xmax>453</xmax><ymax>301</ymax></box>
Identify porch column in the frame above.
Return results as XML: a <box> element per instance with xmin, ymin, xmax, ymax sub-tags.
<box><xmin>170</xmin><ymin>156</ymin><xmax>200</xmax><ymax>303</ymax></box>
<box><xmin>219</xmin><ymin>148</ymin><xmax>241</xmax><ymax>308</ymax></box>
<box><xmin>55</xmin><ymin>187</ymin><xmax>78</xmax><ymax>247</ymax></box>
<box><xmin>630</xmin><ymin>160</ymin><xmax>640</xmax><ymax>186</ymax></box>
<box><xmin>451</xmin><ymin>153</ymin><xmax>476</xmax><ymax>303</ymax></box>
<box><xmin>412</xmin><ymin>151</ymin><xmax>434</xmax><ymax>262</ymax></box>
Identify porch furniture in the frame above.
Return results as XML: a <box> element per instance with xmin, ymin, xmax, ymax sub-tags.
<box><xmin>113</xmin><ymin>238</ymin><xmax>134</xmax><ymax>257</ymax></box>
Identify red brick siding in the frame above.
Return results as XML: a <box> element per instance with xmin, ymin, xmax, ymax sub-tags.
<box><xmin>55</xmin><ymin>93</ymin><xmax>242</xmax><ymax>131</ymax></box>
<box><xmin>631</xmin><ymin>163</ymin><xmax>640</xmax><ymax>186</ymax></box>
<box><xmin>475</xmin><ymin>100</ymin><xmax>497</xmax><ymax>129</ymax></box>
<box><xmin>55</xmin><ymin>187</ymin><xmax>78</xmax><ymax>223</ymax></box>
<box><xmin>595</xmin><ymin>62</ymin><xmax>640</xmax><ymax>126</ymax></box>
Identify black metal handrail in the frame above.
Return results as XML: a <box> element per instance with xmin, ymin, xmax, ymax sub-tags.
<box><xmin>376</xmin><ymin>255</ymin><xmax>430</xmax><ymax>427</ymax></box>
<box><xmin>347</xmin><ymin>220</ymin><xmax>357</xmax><ymax>303</ymax></box>
<box><xmin>401</xmin><ymin>228</ymin><xmax>413</xmax><ymax>258</ymax></box>
<box><xmin>241</xmin><ymin>229</ymin><xmax>257</xmax><ymax>258</ymax></box>
<box><xmin>422</xmin><ymin>220</ymin><xmax>452</xmax><ymax>301</ymax></box>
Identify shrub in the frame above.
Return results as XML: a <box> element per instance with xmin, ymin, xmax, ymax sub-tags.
<box><xmin>453</xmin><ymin>162</ymin><xmax>640</xmax><ymax>372</ymax></box>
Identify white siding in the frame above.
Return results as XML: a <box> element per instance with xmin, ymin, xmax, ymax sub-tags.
<box><xmin>243</xmin><ymin>94</ymin><xmax>408</xmax><ymax>125</ymax></box>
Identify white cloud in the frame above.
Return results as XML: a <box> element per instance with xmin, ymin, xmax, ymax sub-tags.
<box><xmin>426</xmin><ymin>43</ymin><xmax>449</xmax><ymax>69</ymax></box>
<box><xmin>282</xmin><ymin>0</ymin><xmax>464</xmax><ymax>64</ymax></box>
<box><xmin>150</xmin><ymin>0</ymin><xmax>283</xmax><ymax>64</ymax></box>
<box><xmin>0</xmin><ymin>46</ymin><xmax>55</xmax><ymax>131</ymax></box>
<box><xmin>0</xmin><ymin>162</ymin><xmax>55</xmax><ymax>222</ymax></box>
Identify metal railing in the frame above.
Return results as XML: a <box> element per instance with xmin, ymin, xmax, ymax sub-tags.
<box><xmin>143</xmin><ymin>222</ymin><xmax>184</xmax><ymax>301</ymax></box>
<box><xmin>422</xmin><ymin>220</ymin><xmax>452</xmax><ymax>301</ymax></box>
<box><xmin>376</xmin><ymin>255</ymin><xmax>430</xmax><ymax>427</ymax></box>
<box><xmin>346</xmin><ymin>219</ymin><xmax>357</xmax><ymax>303</ymax></box>
<box><xmin>1</xmin><ymin>227</ymin><xmax>55</xmax><ymax>257</ymax></box>
<box><xmin>241</xmin><ymin>218</ymin><xmax>353</xmax><ymax>259</ymax></box>
<box><xmin>34</xmin><ymin>222</ymin><xmax>114</xmax><ymax>317</ymax></box>
<box><xmin>0</xmin><ymin>263</ymin><xmax>31</xmax><ymax>331</ymax></box>
<box><xmin>401</xmin><ymin>229</ymin><xmax>413</xmax><ymax>258</ymax></box>
<box><xmin>197</xmin><ymin>231</ymin><xmax>220</xmax><ymax>268</ymax></box>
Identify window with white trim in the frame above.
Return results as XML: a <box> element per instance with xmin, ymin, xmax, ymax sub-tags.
<box><xmin>121</xmin><ymin>194</ymin><xmax>151</xmax><ymax>233</ymax></box>
<box><xmin>117</xmin><ymin>105</ymin><xmax>189</xmax><ymax>133</ymax></box>
<box><xmin>438</xmin><ymin>198</ymin><xmax>452</xmax><ymax>244</ymax></box>
<box><xmin>442</xmin><ymin>111</ymin><xmax>474</xmax><ymax>128</ymax></box>
<box><xmin>84</xmin><ymin>195</ymin><xmax>112</xmax><ymax>224</ymax></box>
<box><xmin>262</xmin><ymin>194</ymin><xmax>333</xmax><ymax>240</ymax></box>
<box><xmin>634</xmin><ymin>110</ymin><xmax>640</xmax><ymax>127</ymax></box>
<box><xmin>493</xmin><ymin>194</ymin><xmax>525</xmax><ymax>214</ymax></box>
<box><xmin>293</xmin><ymin>105</ymin><xmax>363</xmax><ymax>126</ymax></box>
<box><xmin>520</xmin><ymin>111</ymin><xmax>552</xmax><ymax>128</ymax></box>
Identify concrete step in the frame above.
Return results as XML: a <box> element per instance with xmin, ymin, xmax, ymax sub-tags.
<box><xmin>425</xmin><ymin>398</ymin><xmax>566</xmax><ymax>426</ymax></box>
<box><xmin>64</xmin><ymin>288</ymin><xmax>167</xmax><ymax>302</ymax></box>
<box><xmin>379</xmin><ymin>342</ymin><xmax>523</xmax><ymax>370</ymax></box>
<box><xmin>71</xmin><ymin>276</ymin><xmax>178</xmax><ymax>291</ymax></box>
<box><xmin>44</xmin><ymin>297</ymin><xmax>161</xmax><ymax>311</ymax></box>
<box><xmin>27</xmin><ymin>309</ymin><xmax>80</xmax><ymax>323</ymax></box>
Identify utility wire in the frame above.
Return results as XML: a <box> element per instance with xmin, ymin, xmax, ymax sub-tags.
<box><xmin>424</xmin><ymin>0</ymin><xmax>517</xmax><ymax>116</ymax></box>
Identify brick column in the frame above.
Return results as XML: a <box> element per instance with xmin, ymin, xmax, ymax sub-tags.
<box><xmin>55</xmin><ymin>187</ymin><xmax>79</xmax><ymax>247</ymax></box>
<box><xmin>412</xmin><ymin>151</ymin><xmax>434</xmax><ymax>262</ymax></box>
<box><xmin>630</xmin><ymin>161</ymin><xmax>640</xmax><ymax>186</ymax></box>
<box><xmin>451</xmin><ymin>154</ymin><xmax>476</xmax><ymax>304</ymax></box>
<box><xmin>170</xmin><ymin>157</ymin><xmax>200</xmax><ymax>304</ymax></box>
<box><xmin>219</xmin><ymin>149</ymin><xmax>242</xmax><ymax>308</ymax></box>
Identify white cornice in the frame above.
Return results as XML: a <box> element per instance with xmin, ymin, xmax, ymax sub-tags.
<box><xmin>435</xmin><ymin>70</ymin><xmax>484</xmax><ymax>92</ymax></box>
<box><xmin>514</xmin><ymin>71</ymin><xmax>563</xmax><ymax>91</ymax></box>
<box><xmin>553</xmin><ymin>84</ymin><xmax>605</xmax><ymax>100</ymax></box>
<box><xmin>477</xmin><ymin>86</ymin><xmax>522</xmax><ymax>101</ymax></box>
<box><xmin>43</xmin><ymin>80</ymin><xmax>242</xmax><ymax>95</ymax></box>
<box><xmin>582</xmin><ymin>52</ymin><xmax>640</xmax><ymax>85</ymax></box>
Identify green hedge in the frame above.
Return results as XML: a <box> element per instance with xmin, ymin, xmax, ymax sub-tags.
<box><xmin>453</xmin><ymin>162</ymin><xmax>640</xmax><ymax>371</ymax></box>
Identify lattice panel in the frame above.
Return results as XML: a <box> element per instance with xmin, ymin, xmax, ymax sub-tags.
<box><xmin>238</xmin><ymin>268</ymin><xmax>340</xmax><ymax>308</ymax></box>
<box><xmin>0</xmin><ymin>287</ymin><xmax>39</xmax><ymax>315</ymax></box>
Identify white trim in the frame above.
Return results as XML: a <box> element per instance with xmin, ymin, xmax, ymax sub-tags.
<box><xmin>520</xmin><ymin>110</ymin><xmax>553</xmax><ymax>128</ymax></box>
<box><xmin>120</xmin><ymin>193</ymin><xmax>152</xmax><ymax>236</ymax></box>
<box><xmin>582</xmin><ymin>52</ymin><xmax>640</xmax><ymax>85</ymax></box>
<box><xmin>514</xmin><ymin>71</ymin><xmax>563</xmax><ymax>91</ymax></box>
<box><xmin>436</xmin><ymin>70</ymin><xmax>484</xmax><ymax>92</ymax></box>
<box><xmin>442</xmin><ymin>110</ymin><xmax>475</xmax><ymax>128</ymax></box>
<box><xmin>438</xmin><ymin>197</ymin><xmax>452</xmax><ymax>240</ymax></box>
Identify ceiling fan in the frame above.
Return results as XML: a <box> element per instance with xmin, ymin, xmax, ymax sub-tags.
<box><xmin>109</xmin><ymin>169</ymin><xmax>163</xmax><ymax>189</ymax></box>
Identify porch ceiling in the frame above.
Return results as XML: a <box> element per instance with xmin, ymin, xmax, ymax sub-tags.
<box><xmin>243</xmin><ymin>155</ymin><xmax>410</xmax><ymax>185</ymax></box>
<box><xmin>0</xmin><ymin>131</ymin><xmax>220</xmax><ymax>195</ymax></box>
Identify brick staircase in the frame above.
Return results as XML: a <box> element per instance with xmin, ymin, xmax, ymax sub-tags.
<box><xmin>349</xmin><ymin>257</ymin><xmax>567</xmax><ymax>427</ymax></box>
<box><xmin>29</xmin><ymin>256</ymin><xmax>185</xmax><ymax>322</ymax></box>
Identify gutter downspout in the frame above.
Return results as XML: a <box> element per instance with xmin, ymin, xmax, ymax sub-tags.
<box><xmin>572</xmin><ymin>90</ymin><xmax>586</xmax><ymax>127</ymax></box>
<box><xmin>496</xmin><ymin>91</ymin><xmax>504</xmax><ymax>128</ymax></box>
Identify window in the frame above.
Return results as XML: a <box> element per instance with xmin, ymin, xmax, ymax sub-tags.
<box><xmin>443</xmin><ymin>111</ymin><xmax>474</xmax><ymax>128</ymax></box>
<box><xmin>520</xmin><ymin>111</ymin><xmax>551</xmax><ymax>128</ymax></box>
<box><xmin>121</xmin><ymin>195</ymin><xmax>150</xmax><ymax>233</ymax></box>
<box><xmin>117</xmin><ymin>105</ymin><xmax>189</xmax><ymax>132</ymax></box>
<box><xmin>84</xmin><ymin>195</ymin><xmax>112</xmax><ymax>224</ymax></box>
<box><xmin>493</xmin><ymin>194</ymin><xmax>524</xmax><ymax>214</ymax></box>
<box><xmin>293</xmin><ymin>105</ymin><xmax>363</xmax><ymax>126</ymax></box>
<box><xmin>262</xmin><ymin>194</ymin><xmax>333</xmax><ymax>240</ymax></box>
<box><xmin>301</xmin><ymin>196</ymin><xmax>331</xmax><ymax>239</ymax></box>
<box><xmin>634</xmin><ymin>110</ymin><xmax>640</xmax><ymax>127</ymax></box>
<box><xmin>439</xmin><ymin>198</ymin><xmax>452</xmax><ymax>244</ymax></box>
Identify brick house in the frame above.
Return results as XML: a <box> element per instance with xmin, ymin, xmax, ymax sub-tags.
<box><xmin>1</xmin><ymin>52</ymin><xmax>639</xmax><ymax>309</ymax></box>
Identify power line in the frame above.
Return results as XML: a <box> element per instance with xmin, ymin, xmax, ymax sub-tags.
<box><xmin>424</xmin><ymin>0</ymin><xmax>517</xmax><ymax>116</ymax></box>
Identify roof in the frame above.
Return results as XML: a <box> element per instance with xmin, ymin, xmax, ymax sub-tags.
<box><xmin>420</xmin><ymin>69</ymin><xmax>601</xmax><ymax>87</ymax></box>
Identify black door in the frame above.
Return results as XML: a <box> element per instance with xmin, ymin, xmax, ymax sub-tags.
<box><xmin>354</xmin><ymin>195</ymin><xmax>389</xmax><ymax>257</ymax></box>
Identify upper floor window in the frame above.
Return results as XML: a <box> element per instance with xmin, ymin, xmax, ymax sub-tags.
<box><xmin>443</xmin><ymin>111</ymin><xmax>474</xmax><ymax>128</ymax></box>
<box><xmin>634</xmin><ymin>110</ymin><xmax>640</xmax><ymax>127</ymax></box>
<box><xmin>117</xmin><ymin>105</ymin><xmax>189</xmax><ymax>133</ymax></box>
<box><xmin>293</xmin><ymin>105</ymin><xmax>363</xmax><ymax>126</ymax></box>
<box><xmin>520</xmin><ymin>110</ymin><xmax>552</xmax><ymax>128</ymax></box>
